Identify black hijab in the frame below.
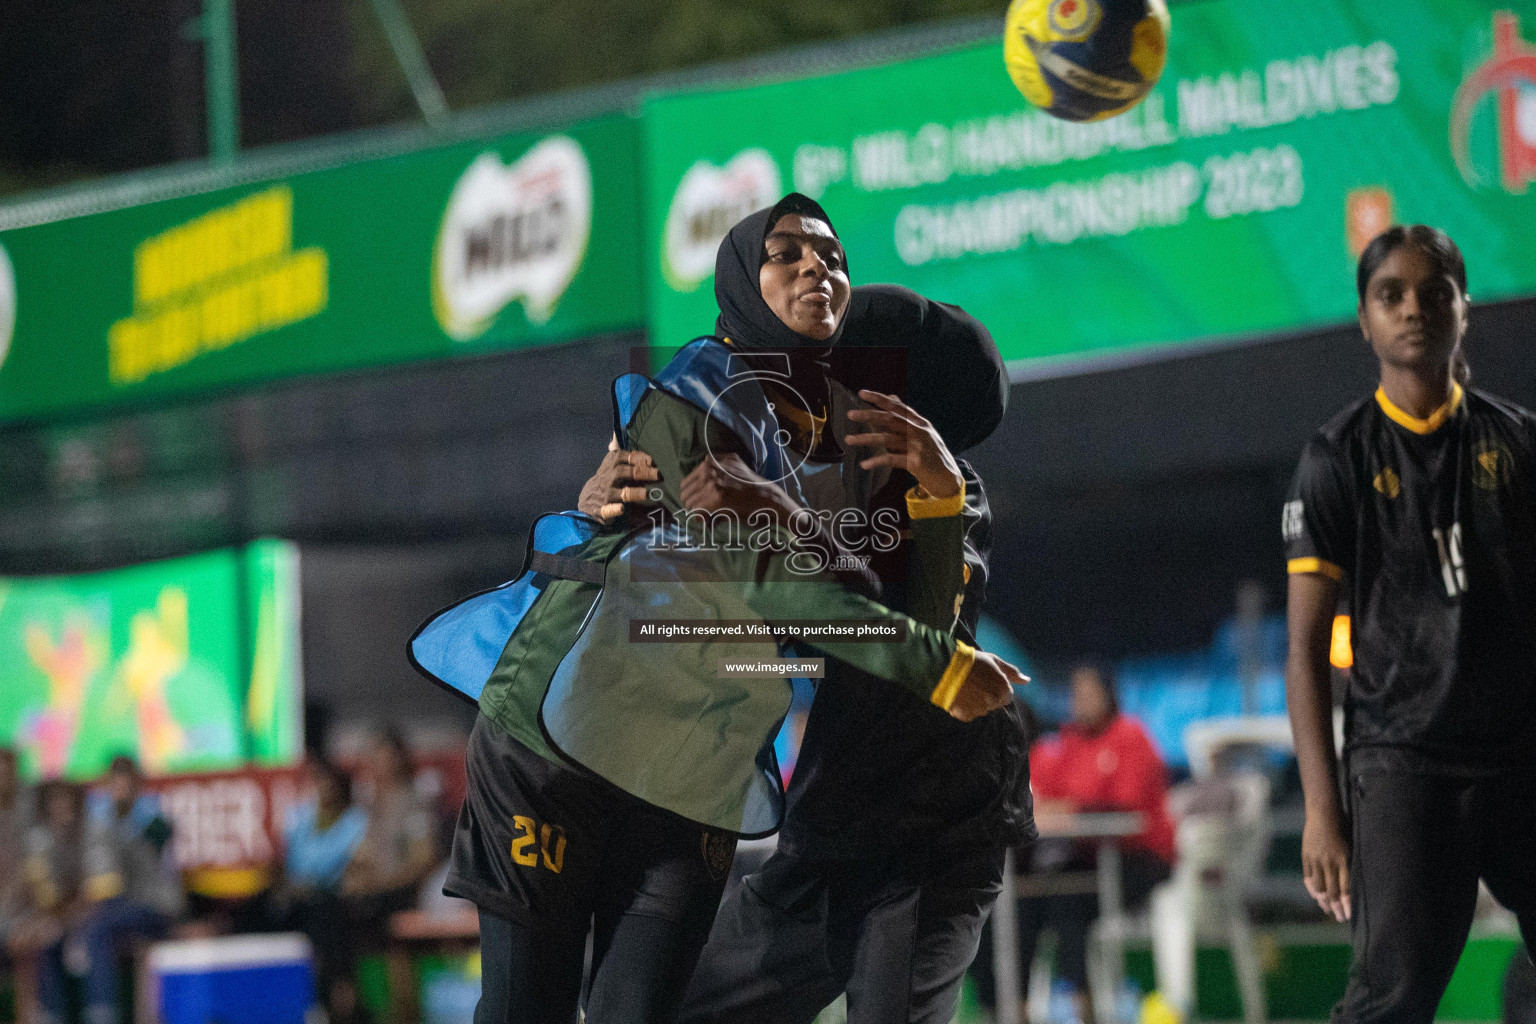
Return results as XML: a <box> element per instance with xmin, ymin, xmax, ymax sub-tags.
<box><xmin>832</xmin><ymin>285</ymin><xmax>1007</xmax><ymax>454</ymax></box>
<box><xmin>711</xmin><ymin>195</ymin><xmax>1006</xmax><ymax>457</ymax></box>
<box><xmin>714</xmin><ymin>193</ymin><xmax>848</xmax><ymax>355</ymax></box>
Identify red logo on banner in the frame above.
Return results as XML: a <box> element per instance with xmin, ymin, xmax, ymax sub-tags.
<box><xmin>1451</xmin><ymin>11</ymin><xmax>1536</xmax><ymax>193</ymax></box>
<box><xmin>147</xmin><ymin>766</ymin><xmax>305</xmax><ymax>874</ymax></box>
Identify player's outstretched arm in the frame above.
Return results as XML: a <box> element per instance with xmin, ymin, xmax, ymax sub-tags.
<box><xmin>674</xmin><ymin>451</ymin><xmax>1021</xmax><ymax>717</ymax></box>
<box><xmin>621</xmin><ymin>387</ymin><xmax>1023</xmax><ymax>718</ymax></box>
<box><xmin>1286</xmin><ymin>570</ymin><xmax>1350</xmax><ymax>923</ymax></box>
<box><xmin>735</xmin><ymin>557</ymin><xmax>1024</xmax><ymax>721</ymax></box>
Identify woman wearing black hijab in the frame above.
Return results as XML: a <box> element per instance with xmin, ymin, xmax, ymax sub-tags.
<box><xmin>454</xmin><ymin>195</ymin><xmax>1023</xmax><ymax>1024</ymax></box>
<box><xmin>586</xmin><ymin>198</ymin><xmax>1032</xmax><ymax>1024</ymax></box>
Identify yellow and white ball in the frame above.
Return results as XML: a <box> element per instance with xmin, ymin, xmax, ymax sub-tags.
<box><xmin>1004</xmin><ymin>0</ymin><xmax>1171</xmax><ymax>122</ymax></box>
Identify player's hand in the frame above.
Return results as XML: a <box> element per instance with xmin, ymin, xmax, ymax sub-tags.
<box><xmin>578</xmin><ymin>437</ymin><xmax>661</xmax><ymax>522</ymax></box>
<box><xmin>847</xmin><ymin>390</ymin><xmax>964</xmax><ymax>501</ymax></box>
<box><xmin>1301</xmin><ymin>809</ymin><xmax>1352</xmax><ymax>922</ymax></box>
<box><xmin>680</xmin><ymin>452</ymin><xmax>798</xmax><ymax>521</ymax></box>
<box><xmin>948</xmin><ymin>650</ymin><xmax>1029</xmax><ymax>722</ymax></box>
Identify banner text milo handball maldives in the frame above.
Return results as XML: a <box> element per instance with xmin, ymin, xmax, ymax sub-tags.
<box><xmin>644</xmin><ymin>0</ymin><xmax>1536</xmax><ymax>372</ymax></box>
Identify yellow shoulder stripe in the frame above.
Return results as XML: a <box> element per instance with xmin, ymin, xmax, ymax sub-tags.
<box><xmin>930</xmin><ymin>641</ymin><xmax>976</xmax><ymax>711</ymax></box>
<box><xmin>907</xmin><ymin>480</ymin><xmax>966</xmax><ymax>520</ymax></box>
<box><xmin>1288</xmin><ymin>557</ymin><xmax>1344</xmax><ymax>581</ymax></box>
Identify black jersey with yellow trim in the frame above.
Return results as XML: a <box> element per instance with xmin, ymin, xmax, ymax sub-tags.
<box><xmin>1284</xmin><ymin>383</ymin><xmax>1536</xmax><ymax>772</ymax></box>
<box><xmin>779</xmin><ymin>460</ymin><xmax>1034</xmax><ymax>861</ymax></box>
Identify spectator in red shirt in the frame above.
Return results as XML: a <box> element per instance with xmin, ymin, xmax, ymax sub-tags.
<box><xmin>1031</xmin><ymin>664</ymin><xmax>1175</xmax><ymax>863</ymax></box>
<box><xmin>998</xmin><ymin>663</ymin><xmax>1174</xmax><ymax>1021</ymax></box>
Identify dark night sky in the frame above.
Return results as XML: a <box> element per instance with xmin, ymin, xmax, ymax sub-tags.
<box><xmin>0</xmin><ymin>0</ymin><xmax>1016</xmax><ymax>199</ymax></box>
<box><xmin>0</xmin><ymin>0</ymin><xmax>367</xmax><ymax>192</ymax></box>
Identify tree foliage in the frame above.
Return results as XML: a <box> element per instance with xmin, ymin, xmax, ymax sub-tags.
<box><xmin>0</xmin><ymin>0</ymin><xmax>360</xmax><ymax>198</ymax></box>
<box><xmin>0</xmin><ymin>0</ymin><xmax>1004</xmax><ymax>199</ymax></box>
<box><xmin>348</xmin><ymin>0</ymin><xmax>1002</xmax><ymax>122</ymax></box>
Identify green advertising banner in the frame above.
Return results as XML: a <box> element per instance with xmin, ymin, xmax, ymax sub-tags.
<box><xmin>244</xmin><ymin>540</ymin><xmax>303</xmax><ymax>766</ymax></box>
<box><xmin>0</xmin><ymin>115</ymin><xmax>643</xmax><ymax>422</ymax></box>
<box><xmin>0</xmin><ymin>540</ymin><xmax>302</xmax><ymax>780</ymax></box>
<box><xmin>643</xmin><ymin>0</ymin><xmax>1536</xmax><ymax>372</ymax></box>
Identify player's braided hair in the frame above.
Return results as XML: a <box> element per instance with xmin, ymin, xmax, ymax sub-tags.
<box><xmin>1356</xmin><ymin>225</ymin><xmax>1471</xmax><ymax>386</ymax></box>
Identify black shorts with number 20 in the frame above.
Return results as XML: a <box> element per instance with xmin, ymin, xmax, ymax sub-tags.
<box><xmin>444</xmin><ymin>715</ymin><xmax>737</xmax><ymax>937</ymax></box>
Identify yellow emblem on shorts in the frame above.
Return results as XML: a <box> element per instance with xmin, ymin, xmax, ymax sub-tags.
<box><xmin>1373</xmin><ymin>467</ymin><xmax>1401</xmax><ymax>499</ymax></box>
<box><xmin>1048</xmin><ymin>0</ymin><xmax>1103</xmax><ymax>40</ymax></box>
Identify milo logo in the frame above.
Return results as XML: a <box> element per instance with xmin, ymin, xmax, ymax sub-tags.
<box><xmin>433</xmin><ymin>136</ymin><xmax>593</xmax><ymax>339</ymax></box>
<box><xmin>662</xmin><ymin>149</ymin><xmax>782</xmax><ymax>292</ymax></box>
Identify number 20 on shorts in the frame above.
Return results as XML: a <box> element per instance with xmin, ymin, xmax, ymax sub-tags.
<box><xmin>511</xmin><ymin>815</ymin><xmax>567</xmax><ymax>873</ymax></box>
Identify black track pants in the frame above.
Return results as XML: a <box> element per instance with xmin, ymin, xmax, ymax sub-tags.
<box><xmin>679</xmin><ymin>846</ymin><xmax>1003</xmax><ymax>1024</ymax></box>
<box><xmin>475</xmin><ymin>906</ymin><xmax>724</xmax><ymax>1024</ymax></box>
<box><xmin>1333</xmin><ymin>759</ymin><xmax>1536</xmax><ymax>1023</ymax></box>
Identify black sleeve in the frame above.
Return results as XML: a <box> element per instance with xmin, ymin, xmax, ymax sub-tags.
<box><xmin>1283</xmin><ymin>435</ymin><xmax>1355</xmax><ymax>582</ymax></box>
<box><xmin>1514</xmin><ymin>408</ymin><xmax>1536</xmax><ymax>532</ymax></box>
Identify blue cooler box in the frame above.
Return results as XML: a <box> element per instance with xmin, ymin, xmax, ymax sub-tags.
<box><xmin>148</xmin><ymin>933</ymin><xmax>317</xmax><ymax>1024</ymax></box>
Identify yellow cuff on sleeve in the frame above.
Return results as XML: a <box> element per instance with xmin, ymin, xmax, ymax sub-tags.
<box><xmin>930</xmin><ymin>641</ymin><xmax>977</xmax><ymax>711</ymax></box>
<box><xmin>1287</xmin><ymin>557</ymin><xmax>1344</xmax><ymax>581</ymax></box>
<box><xmin>86</xmin><ymin>872</ymin><xmax>124</xmax><ymax>902</ymax></box>
<box><xmin>907</xmin><ymin>480</ymin><xmax>966</xmax><ymax>520</ymax></box>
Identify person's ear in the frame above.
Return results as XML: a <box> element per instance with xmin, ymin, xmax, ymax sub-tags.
<box><xmin>1357</xmin><ymin>302</ymin><xmax>1370</xmax><ymax>343</ymax></box>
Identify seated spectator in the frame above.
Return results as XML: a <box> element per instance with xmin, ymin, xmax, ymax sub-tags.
<box><xmin>70</xmin><ymin>755</ymin><xmax>183</xmax><ymax>1024</ymax></box>
<box><xmin>342</xmin><ymin>727</ymin><xmax>438</xmax><ymax>1023</ymax></box>
<box><xmin>285</xmin><ymin>759</ymin><xmax>368</xmax><ymax>895</ymax></box>
<box><xmin>12</xmin><ymin>780</ymin><xmax>86</xmax><ymax>1024</ymax></box>
<box><xmin>988</xmin><ymin>663</ymin><xmax>1175</xmax><ymax>1023</ymax></box>
<box><xmin>268</xmin><ymin>758</ymin><xmax>367</xmax><ymax>1023</ymax></box>
<box><xmin>343</xmin><ymin>728</ymin><xmax>437</xmax><ymax>906</ymax></box>
<box><xmin>0</xmin><ymin>748</ymin><xmax>31</xmax><ymax>981</ymax></box>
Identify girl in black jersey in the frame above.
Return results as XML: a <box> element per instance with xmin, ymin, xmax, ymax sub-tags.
<box><xmin>1284</xmin><ymin>225</ymin><xmax>1536</xmax><ymax>1022</ymax></box>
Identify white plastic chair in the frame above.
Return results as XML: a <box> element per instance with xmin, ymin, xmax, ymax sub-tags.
<box><xmin>1164</xmin><ymin>715</ymin><xmax>1293</xmax><ymax>1022</ymax></box>
<box><xmin>1086</xmin><ymin>716</ymin><xmax>1288</xmax><ymax>1024</ymax></box>
<box><xmin>1146</xmin><ymin>772</ymin><xmax>1270</xmax><ymax>1024</ymax></box>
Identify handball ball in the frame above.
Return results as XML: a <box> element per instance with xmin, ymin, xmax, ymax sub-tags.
<box><xmin>1004</xmin><ymin>0</ymin><xmax>1171</xmax><ymax>122</ymax></box>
